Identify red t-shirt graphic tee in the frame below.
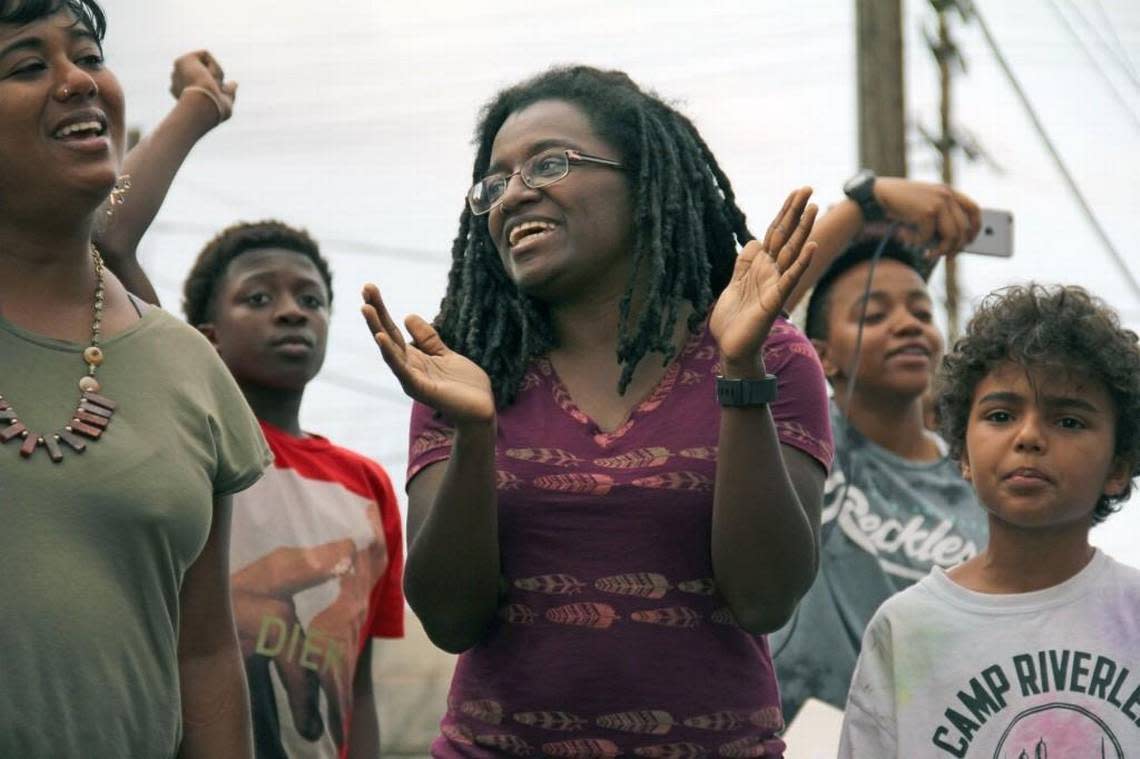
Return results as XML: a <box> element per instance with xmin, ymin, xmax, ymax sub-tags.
<box><xmin>231</xmin><ymin>421</ymin><xmax>404</xmax><ymax>759</ymax></box>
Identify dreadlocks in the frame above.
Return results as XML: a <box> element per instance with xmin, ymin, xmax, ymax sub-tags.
<box><xmin>437</xmin><ymin>65</ymin><xmax>754</xmax><ymax>407</ymax></box>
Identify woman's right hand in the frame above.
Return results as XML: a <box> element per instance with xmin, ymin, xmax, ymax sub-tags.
<box><xmin>361</xmin><ymin>283</ymin><xmax>495</xmax><ymax>425</ymax></box>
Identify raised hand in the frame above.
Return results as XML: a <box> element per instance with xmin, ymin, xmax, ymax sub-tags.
<box><xmin>361</xmin><ymin>283</ymin><xmax>495</xmax><ymax>424</ymax></box>
<box><xmin>170</xmin><ymin>50</ymin><xmax>237</xmax><ymax>127</ymax></box>
<box><xmin>709</xmin><ymin>187</ymin><xmax>818</xmax><ymax>374</ymax></box>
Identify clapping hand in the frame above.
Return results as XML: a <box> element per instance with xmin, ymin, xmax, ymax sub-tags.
<box><xmin>361</xmin><ymin>284</ymin><xmax>495</xmax><ymax>425</ymax></box>
<box><xmin>709</xmin><ymin>187</ymin><xmax>818</xmax><ymax>375</ymax></box>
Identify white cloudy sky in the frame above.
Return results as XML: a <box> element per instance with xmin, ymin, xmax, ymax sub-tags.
<box><xmin>99</xmin><ymin>0</ymin><xmax>1140</xmax><ymax>564</ymax></box>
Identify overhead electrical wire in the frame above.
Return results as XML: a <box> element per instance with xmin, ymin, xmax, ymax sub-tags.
<box><xmin>1077</xmin><ymin>0</ymin><xmax>1140</xmax><ymax>89</ymax></box>
<box><xmin>972</xmin><ymin>2</ymin><xmax>1140</xmax><ymax>301</ymax></box>
<box><xmin>1045</xmin><ymin>0</ymin><xmax>1140</xmax><ymax>129</ymax></box>
<box><xmin>149</xmin><ymin>219</ymin><xmax>448</xmax><ymax>263</ymax></box>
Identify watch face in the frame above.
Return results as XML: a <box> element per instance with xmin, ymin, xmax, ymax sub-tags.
<box><xmin>844</xmin><ymin>169</ymin><xmax>873</xmax><ymax>197</ymax></box>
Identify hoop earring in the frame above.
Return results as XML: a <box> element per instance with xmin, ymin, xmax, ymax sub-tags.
<box><xmin>105</xmin><ymin>175</ymin><xmax>132</xmax><ymax>218</ymax></box>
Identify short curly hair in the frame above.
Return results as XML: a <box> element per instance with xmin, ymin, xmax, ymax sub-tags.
<box><xmin>182</xmin><ymin>220</ymin><xmax>333</xmax><ymax>326</ymax></box>
<box><xmin>937</xmin><ymin>284</ymin><xmax>1140</xmax><ymax>523</ymax></box>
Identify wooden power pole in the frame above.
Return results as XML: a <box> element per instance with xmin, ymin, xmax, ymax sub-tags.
<box><xmin>930</xmin><ymin>8</ymin><xmax>957</xmax><ymax>337</ymax></box>
<box><xmin>856</xmin><ymin>0</ymin><xmax>907</xmax><ymax>177</ymax></box>
<box><xmin>924</xmin><ymin>0</ymin><xmax>975</xmax><ymax>341</ymax></box>
<box><xmin>935</xmin><ymin>6</ymin><xmax>961</xmax><ymax>340</ymax></box>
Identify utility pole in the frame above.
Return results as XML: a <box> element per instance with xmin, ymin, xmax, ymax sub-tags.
<box><xmin>856</xmin><ymin>0</ymin><xmax>907</xmax><ymax>177</ymax></box>
<box><xmin>921</xmin><ymin>1</ymin><xmax>1003</xmax><ymax>339</ymax></box>
<box><xmin>923</xmin><ymin>0</ymin><xmax>979</xmax><ymax>342</ymax></box>
<box><xmin>936</xmin><ymin>6</ymin><xmax>960</xmax><ymax>340</ymax></box>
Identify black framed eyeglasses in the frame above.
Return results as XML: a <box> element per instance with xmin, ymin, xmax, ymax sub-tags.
<box><xmin>467</xmin><ymin>148</ymin><xmax>624</xmax><ymax>216</ymax></box>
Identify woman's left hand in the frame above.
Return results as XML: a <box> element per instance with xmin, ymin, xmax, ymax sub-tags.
<box><xmin>709</xmin><ymin>187</ymin><xmax>818</xmax><ymax>375</ymax></box>
<box><xmin>169</xmin><ymin>50</ymin><xmax>237</xmax><ymax>127</ymax></box>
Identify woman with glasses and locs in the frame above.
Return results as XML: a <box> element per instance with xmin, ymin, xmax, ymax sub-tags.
<box><xmin>362</xmin><ymin>66</ymin><xmax>831</xmax><ymax>757</ymax></box>
<box><xmin>0</xmin><ymin>2</ymin><xmax>268</xmax><ymax>757</ymax></box>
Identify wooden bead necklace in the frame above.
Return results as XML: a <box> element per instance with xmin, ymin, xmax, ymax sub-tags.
<box><xmin>1</xmin><ymin>246</ymin><xmax>117</xmax><ymax>463</ymax></box>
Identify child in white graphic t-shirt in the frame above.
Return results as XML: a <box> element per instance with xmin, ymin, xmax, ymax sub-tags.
<box><xmin>839</xmin><ymin>284</ymin><xmax>1140</xmax><ymax>758</ymax></box>
<box><xmin>772</xmin><ymin>237</ymin><xmax>987</xmax><ymax>722</ymax></box>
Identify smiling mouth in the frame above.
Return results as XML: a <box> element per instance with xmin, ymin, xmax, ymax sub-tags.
<box><xmin>887</xmin><ymin>345</ymin><xmax>931</xmax><ymax>359</ymax></box>
<box><xmin>508</xmin><ymin>220</ymin><xmax>557</xmax><ymax>249</ymax></box>
<box><xmin>53</xmin><ymin>120</ymin><xmax>108</xmax><ymax>141</ymax></box>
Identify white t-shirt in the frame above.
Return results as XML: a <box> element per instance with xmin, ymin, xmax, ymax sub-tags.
<box><xmin>839</xmin><ymin>549</ymin><xmax>1140</xmax><ymax>758</ymax></box>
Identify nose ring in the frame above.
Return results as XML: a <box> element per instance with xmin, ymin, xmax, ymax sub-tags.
<box><xmin>60</xmin><ymin>85</ymin><xmax>71</xmax><ymax>98</ymax></box>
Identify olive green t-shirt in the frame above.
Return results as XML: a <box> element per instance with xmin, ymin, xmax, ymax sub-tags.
<box><xmin>0</xmin><ymin>307</ymin><xmax>271</xmax><ymax>758</ymax></box>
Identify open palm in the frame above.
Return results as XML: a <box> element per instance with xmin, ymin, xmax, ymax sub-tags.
<box><xmin>361</xmin><ymin>284</ymin><xmax>495</xmax><ymax>424</ymax></box>
<box><xmin>710</xmin><ymin>187</ymin><xmax>818</xmax><ymax>367</ymax></box>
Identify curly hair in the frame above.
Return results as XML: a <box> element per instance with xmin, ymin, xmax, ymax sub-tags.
<box><xmin>436</xmin><ymin>65</ymin><xmax>754</xmax><ymax>407</ymax></box>
<box><xmin>937</xmin><ymin>284</ymin><xmax>1140</xmax><ymax>523</ymax></box>
<box><xmin>182</xmin><ymin>220</ymin><xmax>333</xmax><ymax>326</ymax></box>
<box><xmin>0</xmin><ymin>0</ymin><xmax>106</xmax><ymax>40</ymax></box>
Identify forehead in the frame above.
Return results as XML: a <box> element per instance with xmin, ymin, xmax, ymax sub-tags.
<box><xmin>974</xmin><ymin>361</ymin><xmax>1113</xmax><ymax>408</ymax></box>
<box><xmin>489</xmin><ymin>99</ymin><xmax>607</xmax><ymax>164</ymax></box>
<box><xmin>221</xmin><ymin>247</ymin><xmax>327</xmax><ymax>291</ymax></box>
<box><xmin>830</xmin><ymin>258</ymin><xmax>928</xmax><ymax>306</ymax></box>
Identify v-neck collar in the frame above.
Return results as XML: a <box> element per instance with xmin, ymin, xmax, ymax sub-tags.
<box><xmin>534</xmin><ymin>325</ymin><xmax>708</xmax><ymax>448</ymax></box>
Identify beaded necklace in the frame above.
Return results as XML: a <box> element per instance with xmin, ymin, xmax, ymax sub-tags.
<box><xmin>0</xmin><ymin>246</ymin><xmax>117</xmax><ymax>462</ymax></box>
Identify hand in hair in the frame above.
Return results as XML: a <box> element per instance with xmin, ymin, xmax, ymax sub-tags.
<box><xmin>710</xmin><ymin>187</ymin><xmax>818</xmax><ymax>375</ymax></box>
<box><xmin>170</xmin><ymin>50</ymin><xmax>237</xmax><ymax>126</ymax></box>
<box><xmin>874</xmin><ymin>178</ymin><xmax>980</xmax><ymax>260</ymax></box>
<box><xmin>362</xmin><ymin>284</ymin><xmax>495</xmax><ymax>424</ymax></box>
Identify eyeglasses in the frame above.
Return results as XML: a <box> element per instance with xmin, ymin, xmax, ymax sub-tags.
<box><xmin>467</xmin><ymin>148</ymin><xmax>624</xmax><ymax>216</ymax></box>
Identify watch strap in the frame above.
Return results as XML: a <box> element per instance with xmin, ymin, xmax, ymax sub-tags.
<box><xmin>716</xmin><ymin>375</ymin><xmax>778</xmax><ymax>407</ymax></box>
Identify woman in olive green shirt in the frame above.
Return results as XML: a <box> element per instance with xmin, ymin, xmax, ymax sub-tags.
<box><xmin>0</xmin><ymin>2</ymin><xmax>269</xmax><ymax>756</ymax></box>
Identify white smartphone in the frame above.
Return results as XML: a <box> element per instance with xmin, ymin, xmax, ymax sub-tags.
<box><xmin>962</xmin><ymin>208</ymin><xmax>1013</xmax><ymax>257</ymax></box>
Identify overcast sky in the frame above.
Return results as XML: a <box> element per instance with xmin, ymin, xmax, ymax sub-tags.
<box><xmin>99</xmin><ymin>0</ymin><xmax>1140</xmax><ymax>565</ymax></box>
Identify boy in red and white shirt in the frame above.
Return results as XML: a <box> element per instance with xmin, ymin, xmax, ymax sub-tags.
<box><xmin>185</xmin><ymin>221</ymin><xmax>404</xmax><ymax>759</ymax></box>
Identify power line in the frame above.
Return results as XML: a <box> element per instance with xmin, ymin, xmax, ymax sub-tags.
<box><xmin>148</xmin><ymin>219</ymin><xmax>448</xmax><ymax>263</ymax></box>
<box><xmin>1045</xmin><ymin>0</ymin><xmax>1140</xmax><ymax>129</ymax></box>
<box><xmin>1085</xmin><ymin>0</ymin><xmax>1140</xmax><ymax>83</ymax></box>
<box><xmin>166</xmin><ymin>175</ymin><xmax>454</xmax><ymax>263</ymax></box>
<box><xmin>971</xmin><ymin>2</ymin><xmax>1140</xmax><ymax>301</ymax></box>
<box><xmin>1067</xmin><ymin>0</ymin><xmax>1140</xmax><ymax>88</ymax></box>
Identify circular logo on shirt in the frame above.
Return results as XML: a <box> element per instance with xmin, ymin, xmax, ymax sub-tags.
<box><xmin>992</xmin><ymin>703</ymin><xmax>1124</xmax><ymax>758</ymax></box>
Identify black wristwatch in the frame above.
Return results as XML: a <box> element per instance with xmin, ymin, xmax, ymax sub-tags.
<box><xmin>843</xmin><ymin>169</ymin><xmax>886</xmax><ymax>222</ymax></box>
<box><xmin>716</xmin><ymin>375</ymin><xmax>778</xmax><ymax>407</ymax></box>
